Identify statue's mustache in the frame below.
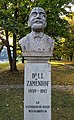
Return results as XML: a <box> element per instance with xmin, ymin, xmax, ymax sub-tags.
<box><xmin>31</xmin><ymin>19</ymin><xmax>45</xmax><ymax>24</ymax></box>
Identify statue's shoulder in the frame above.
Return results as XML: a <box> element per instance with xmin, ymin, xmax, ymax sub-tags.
<box><xmin>44</xmin><ymin>34</ymin><xmax>52</xmax><ymax>40</ymax></box>
<box><xmin>44</xmin><ymin>34</ymin><xmax>54</xmax><ymax>45</ymax></box>
<box><xmin>43</xmin><ymin>34</ymin><xmax>52</xmax><ymax>41</ymax></box>
<box><xmin>26</xmin><ymin>33</ymin><xmax>32</xmax><ymax>40</ymax></box>
<box><xmin>19</xmin><ymin>33</ymin><xmax>31</xmax><ymax>45</ymax></box>
<box><xmin>21</xmin><ymin>33</ymin><xmax>31</xmax><ymax>41</ymax></box>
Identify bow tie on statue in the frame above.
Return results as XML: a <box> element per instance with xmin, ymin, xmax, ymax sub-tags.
<box><xmin>32</xmin><ymin>32</ymin><xmax>44</xmax><ymax>38</ymax></box>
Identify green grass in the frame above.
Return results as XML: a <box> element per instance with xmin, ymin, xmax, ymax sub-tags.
<box><xmin>52</xmin><ymin>90</ymin><xmax>74</xmax><ymax>120</ymax></box>
<box><xmin>0</xmin><ymin>63</ymin><xmax>24</xmax><ymax>85</ymax></box>
<box><xmin>0</xmin><ymin>89</ymin><xmax>74</xmax><ymax>120</ymax></box>
<box><xmin>0</xmin><ymin>70</ymin><xmax>24</xmax><ymax>85</ymax></box>
<box><xmin>0</xmin><ymin>61</ymin><xmax>74</xmax><ymax>120</ymax></box>
<box><xmin>68</xmin><ymin>64</ymin><xmax>74</xmax><ymax>66</ymax></box>
<box><xmin>0</xmin><ymin>89</ymin><xmax>24</xmax><ymax>120</ymax></box>
<box><xmin>0</xmin><ymin>61</ymin><xmax>74</xmax><ymax>85</ymax></box>
<box><xmin>51</xmin><ymin>64</ymin><xmax>74</xmax><ymax>85</ymax></box>
<box><xmin>0</xmin><ymin>62</ymin><xmax>9</xmax><ymax>70</ymax></box>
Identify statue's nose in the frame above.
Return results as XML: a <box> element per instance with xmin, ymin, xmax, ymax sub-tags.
<box><xmin>36</xmin><ymin>13</ymin><xmax>41</xmax><ymax>19</ymax></box>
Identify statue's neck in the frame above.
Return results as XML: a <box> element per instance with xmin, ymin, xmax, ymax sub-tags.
<box><xmin>31</xmin><ymin>31</ymin><xmax>44</xmax><ymax>38</ymax></box>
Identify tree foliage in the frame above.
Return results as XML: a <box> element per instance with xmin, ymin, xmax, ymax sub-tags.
<box><xmin>30</xmin><ymin>0</ymin><xmax>72</xmax><ymax>38</ymax></box>
<box><xmin>0</xmin><ymin>0</ymin><xmax>74</xmax><ymax>70</ymax></box>
<box><xmin>62</xmin><ymin>13</ymin><xmax>74</xmax><ymax>61</ymax></box>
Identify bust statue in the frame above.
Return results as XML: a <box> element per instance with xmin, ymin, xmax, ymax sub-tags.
<box><xmin>19</xmin><ymin>7</ymin><xmax>54</xmax><ymax>59</ymax></box>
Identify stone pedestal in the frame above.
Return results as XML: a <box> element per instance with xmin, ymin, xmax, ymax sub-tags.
<box><xmin>24</xmin><ymin>61</ymin><xmax>51</xmax><ymax>120</ymax></box>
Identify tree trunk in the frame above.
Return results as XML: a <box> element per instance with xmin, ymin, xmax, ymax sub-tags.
<box><xmin>4</xmin><ymin>3</ymin><xmax>15</xmax><ymax>71</ymax></box>
<box><xmin>5</xmin><ymin>30</ymin><xmax>13</xmax><ymax>71</ymax></box>
<box><xmin>70</xmin><ymin>52</ymin><xmax>73</xmax><ymax>61</ymax></box>
<box><xmin>12</xmin><ymin>2</ymin><xmax>18</xmax><ymax>71</ymax></box>
<box><xmin>4</xmin><ymin>2</ymin><xmax>18</xmax><ymax>71</ymax></box>
<box><xmin>13</xmin><ymin>33</ymin><xmax>17</xmax><ymax>71</ymax></box>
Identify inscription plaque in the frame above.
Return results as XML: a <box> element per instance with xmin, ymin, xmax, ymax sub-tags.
<box><xmin>24</xmin><ymin>63</ymin><xmax>51</xmax><ymax>120</ymax></box>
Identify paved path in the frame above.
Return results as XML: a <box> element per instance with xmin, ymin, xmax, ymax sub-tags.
<box><xmin>0</xmin><ymin>62</ymin><xmax>74</xmax><ymax>91</ymax></box>
<box><xmin>0</xmin><ymin>84</ymin><xmax>24</xmax><ymax>89</ymax></box>
<box><xmin>52</xmin><ymin>85</ymin><xmax>74</xmax><ymax>91</ymax></box>
<box><xmin>0</xmin><ymin>84</ymin><xmax>74</xmax><ymax>92</ymax></box>
<box><xmin>65</xmin><ymin>64</ymin><xmax>74</xmax><ymax>69</ymax></box>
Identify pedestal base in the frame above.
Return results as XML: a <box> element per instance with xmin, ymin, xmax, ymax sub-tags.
<box><xmin>24</xmin><ymin>62</ymin><xmax>51</xmax><ymax>120</ymax></box>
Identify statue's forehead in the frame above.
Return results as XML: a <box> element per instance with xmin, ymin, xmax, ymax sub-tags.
<box><xmin>31</xmin><ymin>7</ymin><xmax>46</xmax><ymax>14</ymax></box>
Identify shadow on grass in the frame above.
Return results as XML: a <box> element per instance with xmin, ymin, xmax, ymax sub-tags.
<box><xmin>52</xmin><ymin>90</ymin><xmax>74</xmax><ymax>120</ymax></box>
<box><xmin>51</xmin><ymin>64</ymin><xmax>74</xmax><ymax>85</ymax></box>
<box><xmin>0</xmin><ymin>89</ymin><xmax>24</xmax><ymax>120</ymax></box>
<box><xmin>0</xmin><ymin>70</ymin><xmax>24</xmax><ymax>85</ymax></box>
<box><xmin>0</xmin><ymin>89</ymin><xmax>74</xmax><ymax>120</ymax></box>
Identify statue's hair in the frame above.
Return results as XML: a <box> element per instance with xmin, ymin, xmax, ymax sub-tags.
<box><xmin>29</xmin><ymin>7</ymin><xmax>47</xmax><ymax>18</ymax></box>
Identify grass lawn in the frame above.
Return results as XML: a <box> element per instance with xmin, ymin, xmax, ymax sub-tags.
<box><xmin>52</xmin><ymin>90</ymin><xmax>74</xmax><ymax>120</ymax></box>
<box><xmin>0</xmin><ymin>62</ymin><xmax>9</xmax><ymax>70</ymax></box>
<box><xmin>0</xmin><ymin>60</ymin><xmax>74</xmax><ymax>85</ymax></box>
<box><xmin>0</xmin><ymin>60</ymin><xmax>74</xmax><ymax>120</ymax></box>
<box><xmin>0</xmin><ymin>89</ymin><xmax>74</xmax><ymax>120</ymax></box>
<box><xmin>51</xmin><ymin>61</ymin><xmax>74</xmax><ymax>85</ymax></box>
<box><xmin>0</xmin><ymin>70</ymin><xmax>24</xmax><ymax>85</ymax></box>
<box><xmin>0</xmin><ymin>89</ymin><xmax>24</xmax><ymax>120</ymax></box>
<box><xmin>0</xmin><ymin>63</ymin><xmax>24</xmax><ymax>85</ymax></box>
<box><xmin>51</xmin><ymin>65</ymin><xmax>74</xmax><ymax>85</ymax></box>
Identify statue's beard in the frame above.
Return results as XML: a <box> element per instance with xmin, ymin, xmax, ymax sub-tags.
<box><xmin>31</xmin><ymin>23</ymin><xmax>45</xmax><ymax>32</ymax></box>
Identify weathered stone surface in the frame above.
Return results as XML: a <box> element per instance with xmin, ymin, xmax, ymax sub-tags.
<box><xmin>24</xmin><ymin>63</ymin><xmax>51</xmax><ymax>120</ymax></box>
<box><xmin>19</xmin><ymin>7</ymin><xmax>54</xmax><ymax>58</ymax></box>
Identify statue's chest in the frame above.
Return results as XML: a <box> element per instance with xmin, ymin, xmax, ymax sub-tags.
<box><xmin>29</xmin><ymin>37</ymin><xmax>50</xmax><ymax>51</ymax></box>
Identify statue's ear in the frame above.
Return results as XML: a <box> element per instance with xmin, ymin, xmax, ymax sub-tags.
<box><xmin>28</xmin><ymin>15</ymin><xmax>31</xmax><ymax>26</ymax></box>
<box><xmin>28</xmin><ymin>20</ymin><xmax>30</xmax><ymax>26</ymax></box>
<box><xmin>45</xmin><ymin>22</ymin><xmax>47</xmax><ymax>28</ymax></box>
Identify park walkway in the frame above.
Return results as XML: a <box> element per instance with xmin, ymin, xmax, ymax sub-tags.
<box><xmin>65</xmin><ymin>64</ymin><xmax>74</xmax><ymax>69</ymax></box>
<box><xmin>0</xmin><ymin>84</ymin><xmax>74</xmax><ymax>93</ymax></box>
<box><xmin>0</xmin><ymin>61</ymin><xmax>74</xmax><ymax>92</ymax></box>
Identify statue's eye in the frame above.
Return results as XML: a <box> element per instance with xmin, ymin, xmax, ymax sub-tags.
<box><xmin>40</xmin><ymin>12</ymin><xmax>46</xmax><ymax>18</ymax></box>
<box><xmin>32</xmin><ymin>12</ymin><xmax>37</xmax><ymax>17</ymax></box>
